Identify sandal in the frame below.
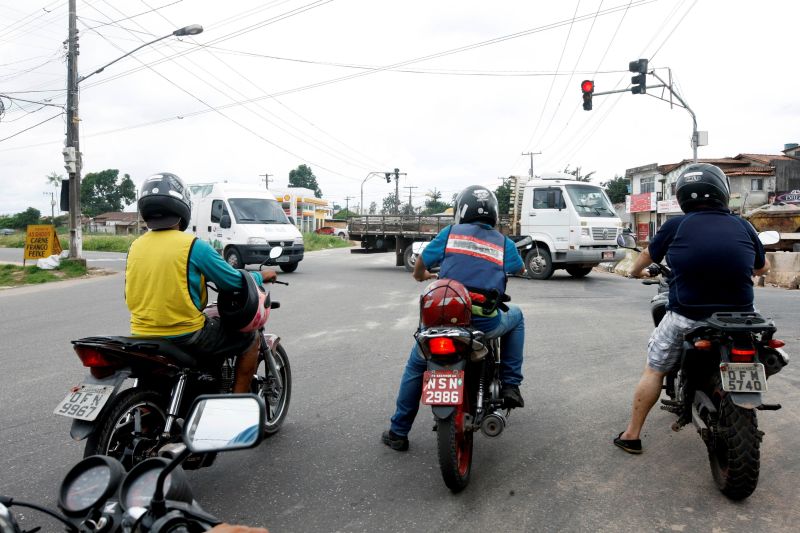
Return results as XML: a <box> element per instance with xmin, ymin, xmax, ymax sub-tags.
<box><xmin>613</xmin><ymin>432</ymin><xmax>642</xmax><ymax>454</ymax></box>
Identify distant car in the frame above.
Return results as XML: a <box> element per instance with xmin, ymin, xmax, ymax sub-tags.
<box><xmin>314</xmin><ymin>226</ymin><xmax>349</xmax><ymax>239</ymax></box>
<box><xmin>1</xmin><ymin>228</ymin><xmax>15</xmax><ymax>236</ymax></box>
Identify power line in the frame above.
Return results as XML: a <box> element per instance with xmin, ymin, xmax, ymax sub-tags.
<box><xmin>0</xmin><ymin>111</ymin><xmax>62</xmax><ymax>142</ymax></box>
<box><xmin>80</xmin><ymin>0</ymin><xmax>184</xmax><ymax>32</ymax></box>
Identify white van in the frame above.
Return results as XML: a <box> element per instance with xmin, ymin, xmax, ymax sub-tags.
<box><xmin>188</xmin><ymin>183</ymin><xmax>304</xmax><ymax>272</ymax></box>
<box><xmin>519</xmin><ymin>173</ymin><xmax>624</xmax><ymax>279</ymax></box>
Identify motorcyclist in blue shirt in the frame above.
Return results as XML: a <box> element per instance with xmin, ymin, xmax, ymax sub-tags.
<box><xmin>382</xmin><ymin>185</ymin><xmax>526</xmax><ymax>451</ymax></box>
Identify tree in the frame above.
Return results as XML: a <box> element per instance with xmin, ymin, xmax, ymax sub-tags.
<box><xmin>602</xmin><ymin>175</ymin><xmax>630</xmax><ymax>204</ymax></box>
<box><xmin>46</xmin><ymin>171</ymin><xmax>63</xmax><ymax>190</ymax></box>
<box><xmin>334</xmin><ymin>208</ymin><xmax>357</xmax><ymax>219</ymax></box>
<box><xmin>5</xmin><ymin>207</ymin><xmax>41</xmax><ymax>228</ymax></box>
<box><xmin>368</xmin><ymin>201</ymin><xmax>377</xmax><ymax>215</ymax></box>
<box><xmin>495</xmin><ymin>180</ymin><xmax>513</xmax><ymax>214</ymax></box>
<box><xmin>80</xmin><ymin>169</ymin><xmax>136</xmax><ymax>217</ymax></box>
<box><xmin>288</xmin><ymin>164</ymin><xmax>322</xmax><ymax>198</ymax></box>
<box><xmin>420</xmin><ymin>188</ymin><xmax>450</xmax><ymax>215</ymax></box>
<box><xmin>381</xmin><ymin>192</ymin><xmax>400</xmax><ymax>214</ymax></box>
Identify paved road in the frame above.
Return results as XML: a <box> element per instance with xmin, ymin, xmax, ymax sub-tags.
<box><xmin>0</xmin><ymin>247</ymin><xmax>128</xmax><ymax>271</ymax></box>
<box><xmin>1</xmin><ymin>247</ymin><xmax>798</xmax><ymax>532</ymax></box>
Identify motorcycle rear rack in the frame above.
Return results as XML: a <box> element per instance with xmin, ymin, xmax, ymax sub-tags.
<box><xmin>704</xmin><ymin>312</ymin><xmax>776</xmax><ymax>334</ymax></box>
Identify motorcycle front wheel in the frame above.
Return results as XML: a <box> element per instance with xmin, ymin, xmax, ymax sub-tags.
<box><xmin>254</xmin><ymin>344</ymin><xmax>292</xmax><ymax>435</ymax></box>
<box><xmin>708</xmin><ymin>392</ymin><xmax>761</xmax><ymax>500</ymax></box>
<box><xmin>436</xmin><ymin>397</ymin><xmax>473</xmax><ymax>493</ymax></box>
<box><xmin>83</xmin><ymin>388</ymin><xmax>168</xmax><ymax>470</ymax></box>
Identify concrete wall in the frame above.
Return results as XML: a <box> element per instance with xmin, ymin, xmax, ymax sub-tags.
<box><xmin>765</xmin><ymin>251</ymin><xmax>800</xmax><ymax>288</ymax></box>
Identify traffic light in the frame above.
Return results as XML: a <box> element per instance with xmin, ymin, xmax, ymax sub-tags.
<box><xmin>581</xmin><ymin>80</ymin><xmax>594</xmax><ymax>111</ymax></box>
<box><xmin>385</xmin><ymin>172</ymin><xmax>392</xmax><ymax>183</ymax></box>
<box><xmin>394</xmin><ymin>168</ymin><xmax>400</xmax><ymax>180</ymax></box>
<box><xmin>629</xmin><ymin>58</ymin><xmax>648</xmax><ymax>94</ymax></box>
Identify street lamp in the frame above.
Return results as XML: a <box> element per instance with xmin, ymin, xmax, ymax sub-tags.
<box><xmin>360</xmin><ymin>172</ymin><xmax>386</xmax><ymax>215</ymax></box>
<box><xmin>63</xmin><ymin>6</ymin><xmax>203</xmax><ymax>259</ymax></box>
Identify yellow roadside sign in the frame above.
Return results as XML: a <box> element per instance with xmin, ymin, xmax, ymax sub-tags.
<box><xmin>23</xmin><ymin>224</ymin><xmax>63</xmax><ymax>264</ymax></box>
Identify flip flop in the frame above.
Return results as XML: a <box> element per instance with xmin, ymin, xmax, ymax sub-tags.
<box><xmin>613</xmin><ymin>432</ymin><xmax>642</xmax><ymax>454</ymax></box>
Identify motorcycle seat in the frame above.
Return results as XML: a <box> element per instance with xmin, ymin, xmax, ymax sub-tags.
<box><xmin>73</xmin><ymin>336</ymin><xmax>199</xmax><ymax>368</ymax></box>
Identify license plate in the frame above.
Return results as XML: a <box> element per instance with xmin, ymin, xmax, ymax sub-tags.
<box><xmin>720</xmin><ymin>363</ymin><xmax>768</xmax><ymax>393</ymax></box>
<box><xmin>422</xmin><ymin>370</ymin><xmax>464</xmax><ymax>405</ymax></box>
<box><xmin>602</xmin><ymin>251</ymin><xmax>614</xmax><ymax>260</ymax></box>
<box><xmin>53</xmin><ymin>385</ymin><xmax>114</xmax><ymax>421</ymax></box>
<box><xmin>276</xmin><ymin>256</ymin><xmax>290</xmax><ymax>263</ymax></box>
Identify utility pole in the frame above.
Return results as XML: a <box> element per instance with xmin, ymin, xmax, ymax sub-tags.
<box><xmin>259</xmin><ymin>172</ymin><xmax>273</xmax><ymax>190</ymax></box>
<box><xmin>521</xmin><ymin>151</ymin><xmax>541</xmax><ymax>178</ymax></box>
<box><xmin>344</xmin><ymin>196</ymin><xmax>354</xmax><ymax>214</ymax></box>
<box><xmin>403</xmin><ymin>186</ymin><xmax>418</xmax><ymax>214</ymax></box>
<box><xmin>43</xmin><ymin>191</ymin><xmax>55</xmax><ymax>223</ymax></box>
<box><xmin>65</xmin><ymin>0</ymin><xmax>82</xmax><ymax>260</ymax></box>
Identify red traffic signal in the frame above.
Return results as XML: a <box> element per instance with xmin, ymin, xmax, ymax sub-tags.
<box><xmin>581</xmin><ymin>80</ymin><xmax>594</xmax><ymax>111</ymax></box>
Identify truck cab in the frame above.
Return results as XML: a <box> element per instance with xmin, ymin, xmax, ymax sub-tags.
<box><xmin>519</xmin><ymin>173</ymin><xmax>624</xmax><ymax>279</ymax></box>
<box><xmin>188</xmin><ymin>183</ymin><xmax>305</xmax><ymax>272</ymax></box>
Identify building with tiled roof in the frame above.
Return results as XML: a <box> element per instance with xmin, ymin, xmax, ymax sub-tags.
<box><xmin>623</xmin><ymin>144</ymin><xmax>800</xmax><ymax>241</ymax></box>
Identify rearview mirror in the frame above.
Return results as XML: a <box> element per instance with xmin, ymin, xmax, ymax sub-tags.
<box><xmin>515</xmin><ymin>236</ymin><xmax>533</xmax><ymax>249</ymax></box>
<box><xmin>183</xmin><ymin>394</ymin><xmax>265</xmax><ymax>453</ymax></box>
<box><xmin>617</xmin><ymin>233</ymin><xmax>637</xmax><ymax>249</ymax></box>
<box><xmin>758</xmin><ymin>231</ymin><xmax>780</xmax><ymax>246</ymax></box>
<box><xmin>220</xmin><ymin>215</ymin><xmax>232</xmax><ymax>229</ymax></box>
<box><xmin>269</xmin><ymin>246</ymin><xmax>283</xmax><ymax>259</ymax></box>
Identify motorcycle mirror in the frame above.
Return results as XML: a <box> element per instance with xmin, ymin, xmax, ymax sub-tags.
<box><xmin>183</xmin><ymin>394</ymin><xmax>265</xmax><ymax>453</ymax></box>
<box><xmin>617</xmin><ymin>233</ymin><xmax>637</xmax><ymax>250</ymax></box>
<box><xmin>758</xmin><ymin>231</ymin><xmax>780</xmax><ymax>246</ymax></box>
<box><xmin>269</xmin><ymin>246</ymin><xmax>283</xmax><ymax>259</ymax></box>
<box><xmin>515</xmin><ymin>236</ymin><xmax>533</xmax><ymax>248</ymax></box>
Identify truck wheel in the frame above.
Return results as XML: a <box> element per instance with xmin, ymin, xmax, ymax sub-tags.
<box><xmin>279</xmin><ymin>262</ymin><xmax>298</xmax><ymax>273</ymax></box>
<box><xmin>403</xmin><ymin>245</ymin><xmax>416</xmax><ymax>272</ymax></box>
<box><xmin>526</xmin><ymin>247</ymin><xmax>554</xmax><ymax>280</ymax></box>
<box><xmin>566</xmin><ymin>266</ymin><xmax>592</xmax><ymax>278</ymax></box>
<box><xmin>224</xmin><ymin>247</ymin><xmax>243</xmax><ymax>268</ymax></box>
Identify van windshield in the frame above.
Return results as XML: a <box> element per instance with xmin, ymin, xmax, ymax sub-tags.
<box><xmin>228</xmin><ymin>198</ymin><xmax>290</xmax><ymax>224</ymax></box>
<box><xmin>564</xmin><ymin>185</ymin><xmax>616</xmax><ymax>218</ymax></box>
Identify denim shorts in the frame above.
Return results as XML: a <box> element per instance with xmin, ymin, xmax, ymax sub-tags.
<box><xmin>647</xmin><ymin>311</ymin><xmax>701</xmax><ymax>372</ymax></box>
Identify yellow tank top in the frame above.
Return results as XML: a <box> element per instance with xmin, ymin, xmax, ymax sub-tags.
<box><xmin>125</xmin><ymin>230</ymin><xmax>206</xmax><ymax>336</ymax></box>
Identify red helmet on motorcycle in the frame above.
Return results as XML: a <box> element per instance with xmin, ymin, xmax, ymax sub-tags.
<box><xmin>419</xmin><ymin>279</ymin><xmax>472</xmax><ymax>328</ymax></box>
<box><xmin>217</xmin><ymin>270</ymin><xmax>271</xmax><ymax>333</ymax></box>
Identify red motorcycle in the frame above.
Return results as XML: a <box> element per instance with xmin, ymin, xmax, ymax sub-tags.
<box><xmin>53</xmin><ymin>249</ymin><xmax>292</xmax><ymax>471</ymax></box>
<box><xmin>415</xmin><ymin>278</ymin><xmax>512</xmax><ymax>492</ymax></box>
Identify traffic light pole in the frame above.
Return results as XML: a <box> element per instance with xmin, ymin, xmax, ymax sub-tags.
<box><xmin>66</xmin><ymin>0</ymin><xmax>82</xmax><ymax>260</ymax></box>
<box><xmin>649</xmin><ymin>71</ymin><xmax>698</xmax><ymax>163</ymax></box>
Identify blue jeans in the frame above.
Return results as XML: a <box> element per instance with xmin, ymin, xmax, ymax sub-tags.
<box><xmin>389</xmin><ymin>304</ymin><xmax>525</xmax><ymax>437</ymax></box>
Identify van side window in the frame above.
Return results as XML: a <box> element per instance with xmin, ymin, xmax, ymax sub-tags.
<box><xmin>210</xmin><ymin>200</ymin><xmax>229</xmax><ymax>223</ymax></box>
<box><xmin>532</xmin><ymin>188</ymin><xmax>566</xmax><ymax>209</ymax></box>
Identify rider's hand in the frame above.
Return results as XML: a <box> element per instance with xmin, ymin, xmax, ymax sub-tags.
<box><xmin>260</xmin><ymin>270</ymin><xmax>278</xmax><ymax>284</ymax></box>
<box><xmin>423</xmin><ymin>270</ymin><xmax>438</xmax><ymax>281</ymax></box>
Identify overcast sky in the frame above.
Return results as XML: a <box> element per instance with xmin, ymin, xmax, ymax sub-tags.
<box><xmin>1</xmin><ymin>0</ymin><xmax>798</xmax><ymax>216</ymax></box>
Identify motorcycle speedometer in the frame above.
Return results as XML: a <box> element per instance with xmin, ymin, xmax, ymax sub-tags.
<box><xmin>58</xmin><ymin>455</ymin><xmax>125</xmax><ymax>516</ymax></box>
<box><xmin>119</xmin><ymin>457</ymin><xmax>193</xmax><ymax>512</ymax></box>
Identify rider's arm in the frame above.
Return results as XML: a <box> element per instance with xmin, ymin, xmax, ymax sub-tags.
<box><xmin>629</xmin><ymin>247</ymin><xmax>655</xmax><ymax>278</ymax></box>
<box><xmin>190</xmin><ymin>239</ymin><xmax>265</xmax><ymax>290</ymax></box>
<box><xmin>503</xmin><ymin>237</ymin><xmax>526</xmax><ymax>275</ymax></box>
<box><xmin>754</xmin><ymin>259</ymin><xmax>770</xmax><ymax>277</ymax></box>
<box><xmin>413</xmin><ymin>255</ymin><xmax>436</xmax><ymax>281</ymax></box>
<box><xmin>414</xmin><ymin>226</ymin><xmax>450</xmax><ymax>281</ymax></box>
<box><xmin>744</xmin><ymin>218</ymin><xmax>770</xmax><ymax>276</ymax></box>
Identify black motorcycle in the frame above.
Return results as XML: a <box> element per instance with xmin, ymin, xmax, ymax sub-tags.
<box><xmin>3</xmin><ymin>394</ymin><xmax>267</xmax><ymax>532</ymax></box>
<box><xmin>618</xmin><ymin>232</ymin><xmax>789</xmax><ymax>500</ymax></box>
<box><xmin>53</xmin><ymin>249</ymin><xmax>291</xmax><ymax>471</ymax></box>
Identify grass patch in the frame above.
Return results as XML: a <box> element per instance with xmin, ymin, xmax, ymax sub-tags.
<box><xmin>0</xmin><ymin>260</ymin><xmax>88</xmax><ymax>288</ymax></box>
<box><xmin>303</xmin><ymin>232</ymin><xmax>352</xmax><ymax>251</ymax></box>
<box><xmin>0</xmin><ymin>233</ymin><xmax>135</xmax><ymax>253</ymax></box>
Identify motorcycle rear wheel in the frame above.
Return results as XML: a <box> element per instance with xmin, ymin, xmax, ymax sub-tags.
<box><xmin>436</xmin><ymin>400</ymin><xmax>473</xmax><ymax>493</ymax></box>
<box><xmin>254</xmin><ymin>344</ymin><xmax>292</xmax><ymax>435</ymax></box>
<box><xmin>84</xmin><ymin>388</ymin><xmax>168</xmax><ymax>471</ymax></box>
<box><xmin>708</xmin><ymin>393</ymin><xmax>761</xmax><ymax>500</ymax></box>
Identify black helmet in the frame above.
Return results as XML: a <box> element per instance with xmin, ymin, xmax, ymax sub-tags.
<box><xmin>454</xmin><ymin>185</ymin><xmax>499</xmax><ymax>227</ymax></box>
<box><xmin>138</xmin><ymin>173</ymin><xmax>192</xmax><ymax>230</ymax></box>
<box><xmin>675</xmin><ymin>163</ymin><xmax>730</xmax><ymax>213</ymax></box>
<box><xmin>217</xmin><ymin>269</ymin><xmax>270</xmax><ymax>332</ymax></box>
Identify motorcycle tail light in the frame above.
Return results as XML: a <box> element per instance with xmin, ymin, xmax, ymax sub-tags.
<box><xmin>429</xmin><ymin>337</ymin><xmax>457</xmax><ymax>355</ymax></box>
<box><xmin>75</xmin><ymin>347</ymin><xmax>118</xmax><ymax>368</ymax></box>
<box><xmin>694</xmin><ymin>340</ymin><xmax>712</xmax><ymax>350</ymax></box>
<box><xmin>731</xmin><ymin>348</ymin><xmax>756</xmax><ymax>363</ymax></box>
<box><xmin>768</xmin><ymin>339</ymin><xmax>785</xmax><ymax>349</ymax></box>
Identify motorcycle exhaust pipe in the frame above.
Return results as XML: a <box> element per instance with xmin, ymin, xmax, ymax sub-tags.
<box><xmin>480</xmin><ymin>412</ymin><xmax>506</xmax><ymax>437</ymax></box>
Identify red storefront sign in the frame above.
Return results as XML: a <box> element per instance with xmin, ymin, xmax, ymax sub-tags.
<box><xmin>637</xmin><ymin>223</ymin><xmax>650</xmax><ymax>242</ymax></box>
<box><xmin>629</xmin><ymin>192</ymin><xmax>656</xmax><ymax>213</ymax></box>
